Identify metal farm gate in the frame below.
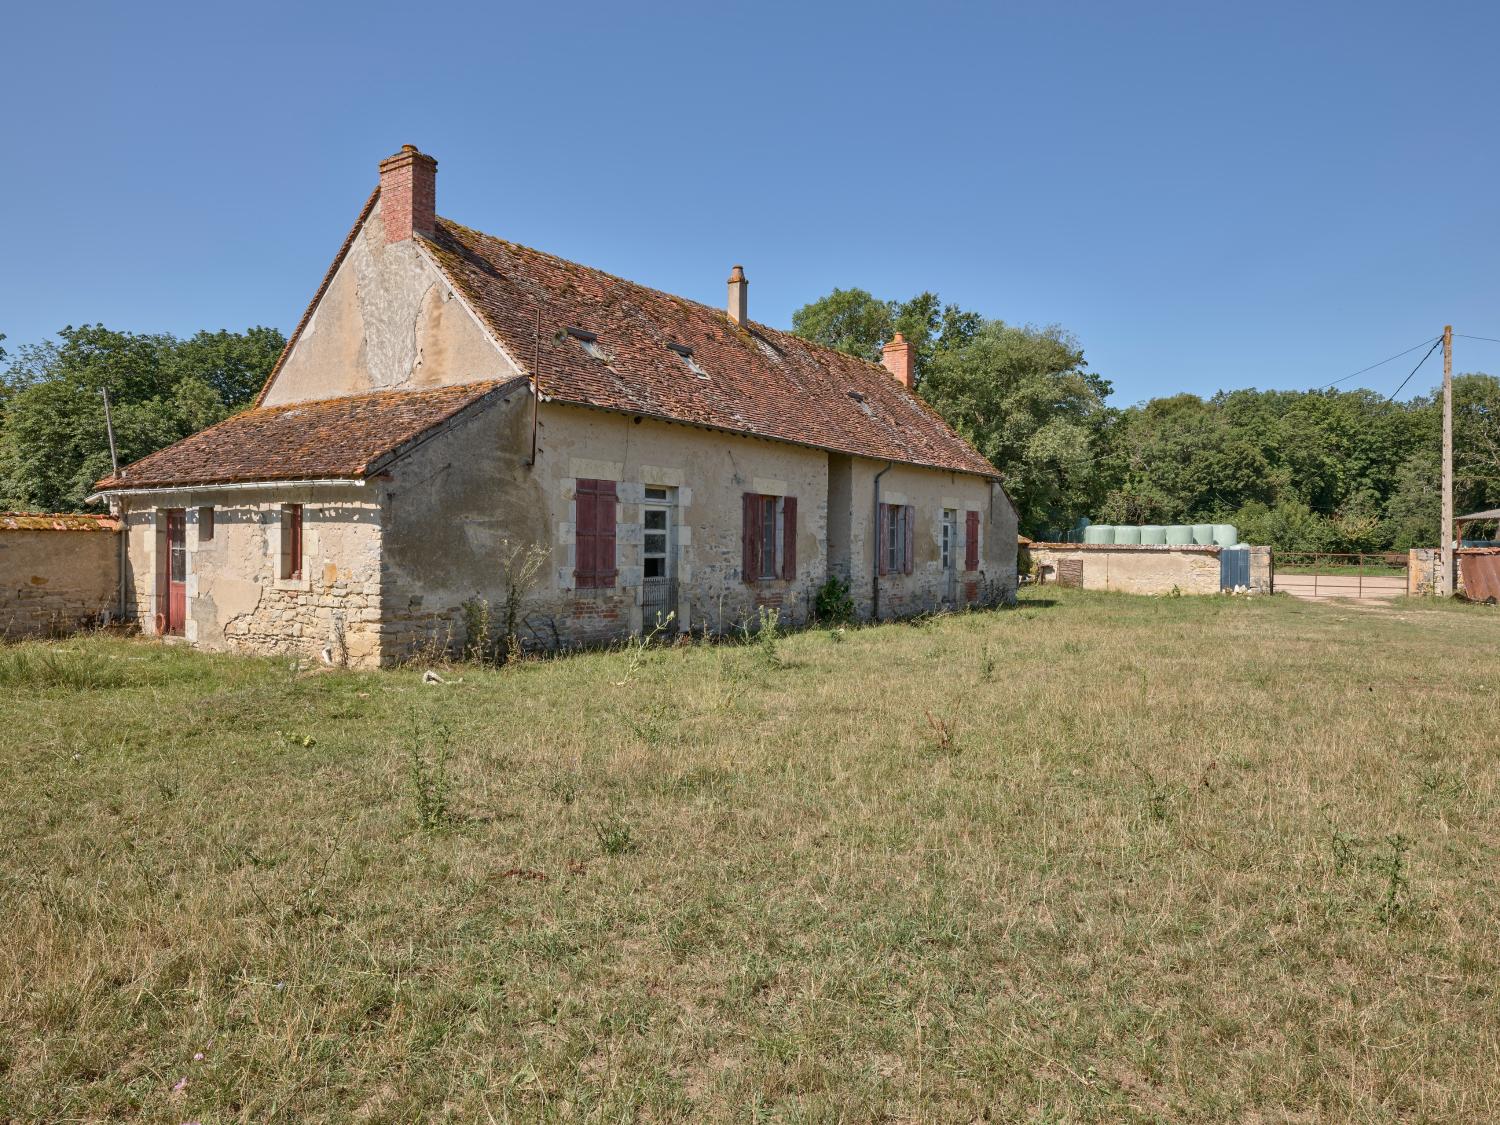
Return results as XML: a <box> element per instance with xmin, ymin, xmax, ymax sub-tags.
<box><xmin>1272</xmin><ymin>552</ymin><xmax>1409</xmax><ymax>602</ymax></box>
<box><xmin>1219</xmin><ymin>545</ymin><xmax>1251</xmax><ymax>590</ymax></box>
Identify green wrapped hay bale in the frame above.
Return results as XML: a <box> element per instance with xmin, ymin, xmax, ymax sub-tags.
<box><xmin>1212</xmin><ymin>524</ymin><xmax>1238</xmax><ymax>546</ymax></box>
<box><xmin>1165</xmin><ymin>525</ymin><xmax>1194</xmax><ymax>545</ymax></box>
<box><xmin>1113</xmin><ymin>525</ymin><xmax>1143</xmax><ymax>545</ymax></box>
<box><xmin>1084</xmin><ymin>524</ymin><xmax>1113</xmax><ymax>545</ymax></box>
<box><xmin>1140</xmin><ymin>525</ymin><xmax>1167</xmax><ymax>544</ymax></box>
<box><xmin>1191</xmin><ymin>524</ymin><xmax>1215</xmax><ymax>545</ymax></box>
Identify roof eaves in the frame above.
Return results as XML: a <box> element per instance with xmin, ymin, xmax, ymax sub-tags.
<box><xmin>541</xmin><ymin>393</ymin><xmax>1001</xmax><ymax>480</ymax></box>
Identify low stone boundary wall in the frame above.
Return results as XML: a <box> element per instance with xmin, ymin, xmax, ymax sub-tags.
<box><xmin>0</xmin><ymin>514</ymin><xmax>121</xmax><ymax>638</ymax></box>
<box><xmin>1025</xmin><ymin>542</ymin><xmax>1270</xmax><ymax>596</ymax></box>
<box><xmin>1408</xmin><ymin>548</ymin><xmax>1441</xmax><ymax>596</ymax></box>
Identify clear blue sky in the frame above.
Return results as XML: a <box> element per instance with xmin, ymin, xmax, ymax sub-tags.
<box><xmin>3</xmin><ymin>0</ymin><xmax>1497</xmax><ymax>405</ymax></box>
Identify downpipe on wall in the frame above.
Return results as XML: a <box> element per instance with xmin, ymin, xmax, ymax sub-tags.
<box><xmin>872</xmin><ymin>460</ymin><xmax>893</xmax><ymax>621</ymax></box>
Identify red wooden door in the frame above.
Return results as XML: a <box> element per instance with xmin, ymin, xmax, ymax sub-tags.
<box><xmin>165</xmin><ymin>509</ymin><xmax>187</xmax><ymax>636</ymax></box>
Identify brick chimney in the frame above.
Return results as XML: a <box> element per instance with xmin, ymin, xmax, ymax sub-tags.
<box><xmin>378</xmin><ymin>145</ymin><xmax>437</xmax><ymax>244</ymax></box>
<box><xmin>882</xmin><ymin>332</ymin><xmax>914</xmax><ymax>389</ymax></box>
<box><xmin>727</xmin><ymin>265</ymin><xmax>748</xmax><ymax>325</ymax></box>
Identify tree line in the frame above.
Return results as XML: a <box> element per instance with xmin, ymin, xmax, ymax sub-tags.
<box><xmin>0</xmin><ymin>325</ymin><xmax>285</xmax><ymax>511</ymax></box>
<box><xmin>792</xmin><ymin>288</ymin><xmax>1500</xmax><ymax>551</ymax></box>
<box><xmin>3</xmin><ymin>306</ymin><xmax>1497</xmax><ymax>552</ymax></box>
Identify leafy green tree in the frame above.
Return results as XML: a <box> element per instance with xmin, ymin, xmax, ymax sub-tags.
<box><xmin>0</xmin><ymin>324</ymin><xmax>283</xmax><ymax>511</ymax></box>
<box><xmin>790</xmin><ymin>287</ymin><xmax>891</xmax><ymax>363</ymax></box>
<box><xmin>791</xmin><ymin>288</ymin><xmax>982</xmax><ymax>385</ymax></box>
<box><xmin>919</xmin><ymin>321</ymin><xmax>1111</xmax><ymax>533</ymax></box>
<box><xmin>1453</xmin><ymin>373</ymin><xmax>1500</xmax><ymax>517</ymax></box>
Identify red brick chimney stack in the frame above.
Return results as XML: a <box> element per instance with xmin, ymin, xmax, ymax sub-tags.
<box><xmin>378</xmin><ymin>145</ymin><xmax>437</xmax><ymax>244</ymax></box>
<box><xmin>881</xmin><ymin>333</ymin><xmax>914</xmax><ymax>389</ymax></box>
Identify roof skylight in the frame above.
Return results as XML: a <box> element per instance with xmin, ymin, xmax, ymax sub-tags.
<box><xmin>666</xmin><ymin>341</ymin><xmax>709</xmax><ymax>379</ymax></box>
<box><xmin>562</xmin><ymin>326</ymin><xmax>608</xmax><ymax>361</ymax></box>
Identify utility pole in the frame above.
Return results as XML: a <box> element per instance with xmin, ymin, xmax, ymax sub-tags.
<box><xmin>1440</xmin><ymin>325</ymin><xmax>1454</xmax><ymax>597</ymax></box>
<box><xmin>100</xmin><ymin>388</ymin><xmax>120</xmax><ymax>475</ymax></box>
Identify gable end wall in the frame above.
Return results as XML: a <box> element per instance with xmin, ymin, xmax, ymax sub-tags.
<box><xmin>262</xmin><ymin>202</ymin><xmax>519</xmax><ymax>407</ymax></box>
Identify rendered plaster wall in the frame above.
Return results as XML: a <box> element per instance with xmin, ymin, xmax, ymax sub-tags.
<box><xmin>380</xmin><ymin>397</ymin><xmax>831</xmax><ymax>654</ymax></box>
<box><xmin>377</xmin><ymin>385</ymin><xmax>549</xmax><ymax>657</ymax></box>
<box><xmin>261</xmin><ymin>206</ymin><xmax>519</xmax><ymax>407</ymax></box>
<box><xmin>845</xmin><ymin>459</ymin><xmax>1016</xmax><ymax>619</ymax></box>
<box><xmin>534</xmin><ymin>405</ymin><xmax>831</xmax><ymax>639</ymax></box>
<box><xmin>0</xmin><ymin>529</ymin><xmax>120</xmax><ymax>637</ymax></box>
<box><xmin>1030</xmin><ymin>544</ymin><xmax>1222</xmax><ymax>595</ymax></box>
<box><xmin>121</xmin><ymin>488</ymin><xmax>383</xmax><ymax>665</ymax></box>
<box><xmin>381</xmin><ymin>395</ymin><xmax>1014</xmax><ymax>652</ymax></box>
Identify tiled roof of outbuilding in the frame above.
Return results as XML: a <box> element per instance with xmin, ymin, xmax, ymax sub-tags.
<box><xmin>95</xmin><ymin>380</ymin><xmax>515</xmax><ymax>491</ymax></box>
<box><xmin>1</xmin><ymin>512</ymin><xmax>121</xmax><ymax>532</ymax></box>
<box><xmin>422</xmin><ymin>219</ymin><xmax>999</xmax><ymax>478</ymax></box>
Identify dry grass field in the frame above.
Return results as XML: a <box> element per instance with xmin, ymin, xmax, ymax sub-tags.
<box><xmin>1</xmin><ymin>589</ymin><xmax>1497</xmax><ymax>1122</ymax></box>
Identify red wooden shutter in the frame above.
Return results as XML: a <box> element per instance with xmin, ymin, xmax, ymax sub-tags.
<box><xmin>597</xmin><ymin>480</ymin><xmax>617</xmax><ymax>586</ymax></box>
<box><xmin>903</xmin><ymin>505</ymin><xmax>914</xmax><ymax>575</ymax></box>
<box><xmin>877</xmin><ymin>504</ymin><xmax>889</xmax><ymax>577</ymax></box>
<box><xmin>780</xmin><ymin>496</ymin><xmax>797</xmax><ymax>581</ymax></box>
<box><xmin>575</xmin><ymin>479</ymin><xmax>616</xmax><ymax>588</ymax></box>
<box><xmin>288</xmin><ymin>505</ymin><xmax>303</xmax><ymax>579</ymax></box>
<box><xmin>742</xmin><ymin>492</ymin><xmax>761</xmax><ymax>584</ymax></box>
<box><xmin>965</xmin><ymin>510</ymin><xmax>980</xmax><ymax>571</ymax></box>
<box><xmin>575</xmin><ymin>482</ymin><xmax>597</xmax><ymax>587</ymax></box>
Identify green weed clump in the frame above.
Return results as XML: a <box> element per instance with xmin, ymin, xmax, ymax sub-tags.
<box><xmin>406</xmin><ymin>714</ymin><xmax>455</xmax><ymax>830</ymax></box>
<box><xmin>0</xmin><ymin>644</ymin><xmax>126</xmax><ymax>690</ymax></box>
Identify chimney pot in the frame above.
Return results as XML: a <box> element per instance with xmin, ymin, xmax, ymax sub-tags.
<box><xmin>378</xmin><ymin>145</ymin><xmax>438</xmax><ymax>244</ymax></box>
<box><xmin>727</xmin><ymin>264</ymin><xmax>748</xmax><ymax>325</ymax></box>
<box><xmin>881</xmin><ymin>332</ymin><xmax>914</xmax><ymax>389</ymax></box>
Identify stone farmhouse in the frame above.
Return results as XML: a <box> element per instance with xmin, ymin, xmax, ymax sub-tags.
<box><xmin>94</xmin><ymin>147</ymin><xmax>1017</xmax><ymax>666</ymax></box>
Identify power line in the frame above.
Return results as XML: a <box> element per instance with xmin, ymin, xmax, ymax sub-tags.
<box><xmin>1386</xmin><ymin>336</ymin><xmax>1443</xmax><ymax>402</ymax></box>
<box><xmin>1315</xmin><ymin>336</ymin><xmax>1441</xmax><ymax>391</ymax></box>
<box><xmin>1454</xmin><ymin>333</ymin><xmax>1500</xmax><ymax>344</ymax></box>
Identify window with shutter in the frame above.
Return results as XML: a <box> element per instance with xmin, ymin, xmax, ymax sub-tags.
<box><xmin>744</xmin><ymin>492</ymin><xmax>796</xmax><ymax>582</ymax></box>
<box><xmin>760</xmin><ymin>495</ymin><xmax>778</xmax><ymax>579</ymax></box>
<box><xmin>575</xmin><ymin>479</ymin><xmax>617</xmax><ymax>588</ymax></box>
<box><xmin>880</xmin><ymin>504</ymin><xmax>913</xmax><ymax>575</ymax></box>
<box><xmin>965</xmin><ymin>510</ymin><xmax>980</xmax><ymax>571</ymax></box>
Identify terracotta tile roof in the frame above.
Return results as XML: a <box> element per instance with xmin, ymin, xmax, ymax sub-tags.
<box><xmin>1</xmin><ymin>512</ymin><xmax>120</xmax><ymax>532</ymax></box>
<box><xmin>423</xmin><ymin>218</ymin><xmax>999</xmax><ymax>478</ymax></box>
<box><xmin>95</xmin><ymin>380</ymin><xmax>516</xmax><ymax>491</ymax></box>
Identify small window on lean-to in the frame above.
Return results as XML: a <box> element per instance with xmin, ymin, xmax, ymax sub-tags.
<box><xmin>279</xmin><ymin>504</ymin><xmax>303</xmax><ymax>580</ymax></box>
<box><xmin>199</xmin><ymin>505</ymin><xmax>215</xmax><ymax>542</ymax></box>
